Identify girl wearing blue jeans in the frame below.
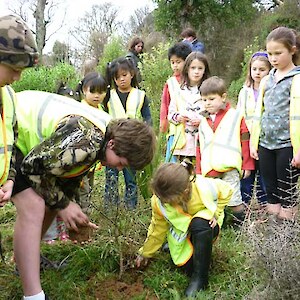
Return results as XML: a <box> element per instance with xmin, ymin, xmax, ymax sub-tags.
<box><xmin>104</xmin><ymin>57</ymin><xmax>152</xmax><ymax>209</ymax></box>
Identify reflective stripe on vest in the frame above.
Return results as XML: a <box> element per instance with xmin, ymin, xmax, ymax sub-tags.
<box><xmin>0</xmin><ymin>86</ymin><xmax>15</xmax><ymax>185</ymax></box>
<box><xmin>15</xmin><ymin>91</ymin><xmax>111</xmax><ymax>178</ymax></box>
<box><xmin>195</xmin><ymin>176</ymin><xmax>218</xmax><ymax>214</ymax></box>
<box><xmin>81</xmin><ymin>99</ymin><xmax>104</xmax><ymax>111</ymax></box>
<box><xmin>15</xmin><ymin>91</ymin><xmax>110</xmax><ymax>156</ymax></box>
<box><xmin>156</xmin><ymin>198</ymin><xmax>192</xmax><ymax>266</ymax></box>
<box><xmin>172</xmin><ymin>82</ymin><xmax>187</xmax><ymax>150</ymax></box>
<box><xmin>250</xmin><ymin>74</ymin><xmax>300</xmax><ymax>155</ymax></box>
<box><xmin>108</xmin><ymin>88</ymin><xmax>145</xmax><ymax>119</ymax></box>
<box><xmin>167</xmin><ymin>77</ymin><xmax>181</xmax><ymax>138</ymax></box>
<box><xmin>154</xmin><ymin>176</ymin><xmax>221</xmax><ymax>266</ymax></box>
<box><xmin>290</xmin><ymin>74</ymin><xmax>300</xmax><ymax>153</ymax></box>
<box><xmin>199</xmin><ymin>108</ymin><xmax>243</xmax><ymax>176</ymax></box>
<box><xmin>237</xmin><ymin>86</ymin><xmax>256</xmax><ymax>133</ymax></box>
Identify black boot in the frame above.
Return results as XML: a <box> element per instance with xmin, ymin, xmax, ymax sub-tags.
<box><xmin>184</xmin><ymin>229</ymin><xmax>213</xmax><ymax>298</ymax></box>
<box><xmin>232</xmin><ymin>210</ymin><xmax>245</xmax><ymax>229</ymax></box>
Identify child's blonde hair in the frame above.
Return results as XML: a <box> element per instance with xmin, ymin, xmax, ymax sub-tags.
<box><xmin>245</xmin><ymin>52</ymin><xmax>272</xmax><ymax>88</ymax></box>
<box><xmin>267</xmin><ymin>26</ymin><xmax>300</xmax><ymax>65</ymax></box>
<box><xmin>151</xmin><ymin>159</ymin><xmax>194</xmax><ymax>205</ymax></box>
<box><xmin>200</xmin><ymin>76</ymin><xmax>226</xmax><ymax>97</ymax></box>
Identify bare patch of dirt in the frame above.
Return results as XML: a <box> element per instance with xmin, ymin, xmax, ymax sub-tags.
<box><xmin>94</xmin><ymin>269</ymin><xmax>158</xmax><ymax>300</ymax></box>
<box><xmin>68</xmin><ymin>225</ymin><xmax>93</xmax><ymax>243</ymax></box>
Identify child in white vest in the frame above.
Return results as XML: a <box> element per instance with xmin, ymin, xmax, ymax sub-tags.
<box><xmin>196</xmin><ymin>76</ymin><xmax>255</xmax><ymax>228</ymax></box>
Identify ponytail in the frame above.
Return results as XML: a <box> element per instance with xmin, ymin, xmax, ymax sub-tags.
<box><xmin>74</xmin><ymin>80</ymin><xmax>83</xmax><ymax>101</ymax></box>
<box><xmin>181</xmin><ymin>158</ymin><xmax>195</xmax><ymax>182</ymax></box>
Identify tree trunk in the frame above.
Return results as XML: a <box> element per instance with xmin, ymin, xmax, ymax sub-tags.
<box><xmin>34</xmin><ymin>0</ymin><xmax>46</xmax><ymax>57</ymax></box>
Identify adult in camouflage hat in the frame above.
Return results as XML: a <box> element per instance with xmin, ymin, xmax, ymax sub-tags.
<box><xmin>0</xmin><ymin>14</ymin><xmax>38</xmax><ymax>300</ymax></box>
<box><xmin>0</xmin><ymin>14</ymin><xmax>38</xmax><ymax>206</ymax></box>
<box><xmin>0</xmin><ymin>14</ymin><xmax>38</xmax><ymax>69</ymax></box>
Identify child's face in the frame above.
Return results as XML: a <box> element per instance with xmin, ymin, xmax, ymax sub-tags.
<box><xmin>83</xmin><ymin>86</ymin><xmax>106</xmax><ymax>108</ymax></box>
<box><xmin>0</xmin><ymin>64</ymin><xmax>23</xmax><ymax>87</ymax></box>
<box><xmin>169</xmin><ymin>55</ymin><xmax>185</xmax><ymax>76</ymax></box>
<box><xmin>114</xmin><ymin>69</ymin><xmax>133</xmax><ymax>92</ymax></box>
<box><xmin>134</xmin><ymin>42</ymin><xmax>143</xmax><ymax>54</ymax></box>
<box><xmin>188</xmin><ymin>59</ymin><xmax>205</xmax><ymax>86</ymax></box>
<box><xmin>266</xmin><ymin>40</ymin><xmax>296</xmax><ymax>71</ymax></box>
<box><xmin>250</xmin><ymin>60</ymin><xmax>270</xmax><ymax>86</ymax></box>
<box><xmin>202</xmin><ymin>93</ymin><xmax>226</xmax><ymax>114</ymax></box>
<box><xmin>102</xmin><ymin>139</ymin><xmax>129</xmax><ymax>171</ymax></box>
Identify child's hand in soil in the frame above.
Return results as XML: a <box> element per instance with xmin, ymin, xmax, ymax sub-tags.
<box><xmin>136</xmin><ymin>255</ymin><xmax>149</xmax><ymax>268</ymax></box>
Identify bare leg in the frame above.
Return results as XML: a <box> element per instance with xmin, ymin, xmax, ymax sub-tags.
<box><xmin>278</xmin><ymin>205</ymin><xmax>298</xmax><ymax>221</ymax></box>
<box><xmin>267</xmin><ymin>203</ymin><xmax>281</xmax><ymax>216</ymax></box>
<box><xmin>12</xmin><ymin>188</ymin><xmax>45</xmax><ymax>296</ymax></box>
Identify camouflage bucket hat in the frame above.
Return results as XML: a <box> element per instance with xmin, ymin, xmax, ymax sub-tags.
<box><xmin>0</xmin><ymin>15</ymin><xmax>38</xmax><ymax>68</ymax></box>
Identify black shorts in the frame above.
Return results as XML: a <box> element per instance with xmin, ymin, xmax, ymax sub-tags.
<box><xmin>12</xmin><ymin>148</ymin><xmax>32</xmax><ymax>196</ymax></box>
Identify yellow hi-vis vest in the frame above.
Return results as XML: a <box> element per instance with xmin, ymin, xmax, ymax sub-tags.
<box><xmin>166</xmin><ymin>77</ymin><xmax>181</xmax><ymax>139</ymax></box>
<box><xmin>250</xmin><ymin>74</ymin><xmax>300</xmax><ymax>155</ymax></box>
<box><xmin>14</xmin><ymin>91</ymin><xmax>111</xmax><ymax>178</ymax></box>
<box><xmin>237</xmin><ymin>86</ymin><xmax>257</xmax><ymax>133</ymax></box>
<box><xmin>81</xmin><ymin>99</ymin><xmax>104</xmax><ymax>111</ymax></box>
<box><xmin>0</xmin><ymin>86</ymin><xmax>16</xmax><ymax>185</ymax></box>
<box><xmin>107</xmin><ymin>88</ymin><xmax>145</xmax><ymax>119</ymax></box>
<box><xmin>153</xmin><ymin>176</ymin><xmax>227</xmax><ymax>266</ymax></box>
<box><xmin>199</xmin><ymin>108</ymin><xmax>243</xmax><ymax>176</ymax></box>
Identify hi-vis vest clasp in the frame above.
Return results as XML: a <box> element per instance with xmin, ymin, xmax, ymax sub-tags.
<box><xmin>250</xmin><ymin>74</ymin><xmax>300</xmax><ymax>155</ymax></box>
<box><xmin>108</xmin><ymin>88</ymin><xmax>145</xmax><ymax>119</ymax></box>
<box><xmin>199</xmin><ymin>108</ymin><xmax>243</xmax><ymax>176</ymax></box>
<box><xmin>0</xmin><ymin>86</ymin><xmax>15</xmax><ymax>185</ymax></box>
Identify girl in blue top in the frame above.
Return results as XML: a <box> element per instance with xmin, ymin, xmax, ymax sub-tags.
<box><xmin>250</xmin><ymin>27</ymin><xmax>300</xmax><ymax>222</ymax></box>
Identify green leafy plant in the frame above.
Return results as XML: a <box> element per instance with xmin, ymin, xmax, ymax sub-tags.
<box><xmin>227</xmin><ymin>36</ymin><xmax>262</xmax><ymax>104</ymax></box>
<box><xmin>11</xmin><ymin>63</ymin><xmax>80</xmax><ymax>93</ymax></box>
<box><xmin>97</xmin><ymin>36</ymin><xmax>127</xmax><ymax>75</ymax></box>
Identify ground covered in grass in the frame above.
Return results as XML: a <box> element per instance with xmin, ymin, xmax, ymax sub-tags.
<box><xmin>0</xmin><ymin>171</ymin><xmax>270</xmax><ymax>300</ymax></box>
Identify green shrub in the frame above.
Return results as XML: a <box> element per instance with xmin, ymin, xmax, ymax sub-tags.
<box><xmin>227</xmin><ymin>37</ymin><xmax>261</xmax><ymax>105</ymax></box>
<box><xmin>97</xmin><ymin>36</ymin><xmax>127</xmax><ymax>75</ymax></box>
<box><xmin>11</xmin><ymin>63</ymin><xmax>79</xmax><ymax>93</ymax></box>
<box><xmin>139</xmin><ymin>41</ymin><xmax>173</xmax><ymax>132</ymax></box>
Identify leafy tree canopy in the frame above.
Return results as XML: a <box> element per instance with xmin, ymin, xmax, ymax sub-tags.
<box><xmin>153</xmin><ymin>0</ymin><xmax>258</xmax><ymax>37</ymax></box>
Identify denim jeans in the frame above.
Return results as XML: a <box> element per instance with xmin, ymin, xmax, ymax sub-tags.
<box><xmin>240</xmin><ymin>161</ymin><xmax>267</xmax><ymax>205</ymax></box>
<box><xmin>165</xmin><ymin>135</ymin><xmax>177</xmax><ymax>163</ymax></box>
<box><xmin>104</xmin><ymin>166</ymin><xmax>138</xmax><ymax>209</ymax></box>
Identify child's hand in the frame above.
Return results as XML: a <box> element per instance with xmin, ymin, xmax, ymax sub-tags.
<box><xmin>209</xmin><ymin>217</ymin><xmax>217</xmax><ymax>228</ymax></box>
<box><xmin>136</xmin><ymin>255</ymin><xmax>149</xmax><ymax>268</ymax></box>
<box><xmin>250</xmin><ymin>144</ymin><xmax>259</xmax><ymax>160</ymax></box>
<box><xmin>243</xmin><ymin>170</ymin><xmax>251</xmax><ymax>179</ymax></box>
<box><xmin>190</xmin><ymin>119</ymin><xmax>200</xmax><ymax>127</ymax></box>
<box><xmin>291</xmin><ymin>148</ymin><xmax>300</xmax><ymax>168</ymax></box>
<box><xmin>177</xmin><ymin>114</ymin><xmax>190</xmax><ymax>123</ymax></box>
<box><xmin>0</xmin><ymin>180</ymin><xmax>14</xmax><ymax>207</ymax></box>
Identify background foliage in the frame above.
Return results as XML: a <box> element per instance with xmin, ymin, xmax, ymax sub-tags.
<box><xmin>1</xmin><ymin>0</ymin><xmax>300</xmax><ymax>299</ymax></box>
<box><xmin>12</xmin><ymin>63</ymin><xmax>80</xmax><ymax>93</ymax></box>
